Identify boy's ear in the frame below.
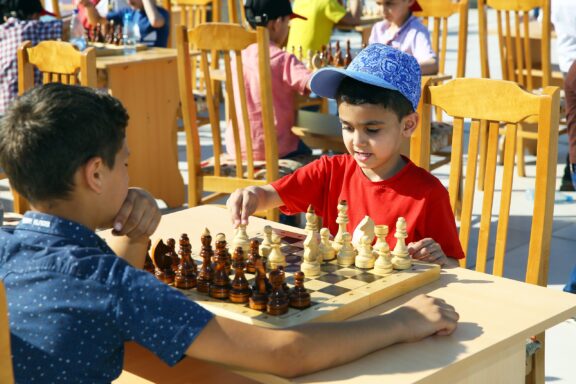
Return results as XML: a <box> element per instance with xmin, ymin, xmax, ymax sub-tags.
<box><xmin>82</xmin><ymin>156</ymin><xmax>106</xmax><ymax>194</ymax></box>
<box><xmin>401</xmin><ymin>112</ymin><xmax>419</xmax><ymax>138</ymax></box>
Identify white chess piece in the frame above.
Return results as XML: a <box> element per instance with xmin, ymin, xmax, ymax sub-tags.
<box><xmin>355</xmin><ymin>235</ymin><xmax>375</xmax><ymax>269</ymax></box>
<box><xmin>267</xmin><ymin>234</ymin><xmax>286</xmax><ymax>269</ymax></box>
<box><xmin>391</xmin><ymin>217</ymin><xmax>411</xmax><ymax>270</ymax></box>
<box><xmin>232</xmin><ymin>224</ymin><xmax>250</xmax><ymax>254</ymax></box>
<box><xmin>319</xmin><ymin>227</ymin><xmax>336</xmax><ymax>261</ymax></box>
<box><xmin>260</xmin><ymin>225</ymin><xmax>273</xmax><ymax>258</ymax></box>
<box><xmin>352</xmin><ymin>215</ymin><xmax>375</xmax><ymax>248</ymax></box>
<box><xmin>301</xmin><ymin>231</ymin><xmax>320</xmax><ymax>277</ymax></box>
<box><xmin>337</xmin><ymin>232</ymin><xmax>355</xmax><ymax>267</ymax></box>
<box><xmin>374</xmin><ymin>225</ymin><xmax>393</xmax><ymax>274</ymax></box>
<box><xmin>333</xmin><ymin>200</ymin><xmax>349</xmax><ymax>252</ymax></box>
<box><xmin>305</xmin><ymin>205</ymin><xmax>319</xmax><ymax>234</ymax></box>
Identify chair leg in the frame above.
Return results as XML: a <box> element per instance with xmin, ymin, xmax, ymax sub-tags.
<box><xmin>516</xmin><ymin>134</ymin><xmax>526</xmax><ymax>177</ymax></box>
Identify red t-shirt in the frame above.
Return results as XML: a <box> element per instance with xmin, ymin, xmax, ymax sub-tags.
<box><xmin>271</xmin><ymin>154</ymin><xmax>465</xmax><ymax>260</ymax></box>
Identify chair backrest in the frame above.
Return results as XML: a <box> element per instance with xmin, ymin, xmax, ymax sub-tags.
<box><xmin>478</xmin><ymin>0</ymin><xmax>551</xmax><ymax>90</ymax></box>
<box><xmin>15</xmin><ymin>40</ymin><xmax>97</xmax><ymax>214</ymax></box>
<box><xmin>0</xmin><ymin>281</ymin><xmax>14</xmax><ymax>384</ymax></box>
<box><xmin>227</xmin><ymin>0</ymin><xmax>247</xmax><ymax>26</ymax></box>
<box><xmin>176</xmin><ymin>23</ymin><xmax>279</xmax><ymax>221</ymax></box>
<box><xmin>415</xmin><ymin>0</ymin><xmax>469</xmax><ymax>77</ymax></box>
<box><xmin>418</xmin><ymin>78</ymin><xmax>559</xmax><ymax>286</ymax></box>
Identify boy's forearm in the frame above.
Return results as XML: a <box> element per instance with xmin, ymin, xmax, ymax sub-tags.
<box><xmin>79</xmin><ymin>1</ymin><xmax>106</xmax><ymax>26</ymax></box>
<box><xmin>142</xmin><ymin>0</ymin><xmax>165</xmax><ymax>28</ymax></box>
<box><xmin>419</xmin><ymin>58</ymin><xmax>439</xmax><ymax>75</ymax></box>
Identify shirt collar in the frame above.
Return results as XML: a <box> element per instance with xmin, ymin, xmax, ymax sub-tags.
<box><xmin>16</xmin><ymin>211</ymin><xmax>112</xmax><ymax>252</ymax></box>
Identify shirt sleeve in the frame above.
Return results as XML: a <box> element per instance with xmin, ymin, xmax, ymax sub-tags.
<box><xmin>115</xmin><ymin>267</ymin><xmax>214</xmax><ymax>366</ymax></box>
<box><xmin>325</xmin><ymin>0</ymin><xmax>348</xmax><ymax>23</ymax></box>
<box><xmin>282</xmin><ymin>53</ymin><xmax>312</xmax><ymax>95</ymax></box>
<box><xmin>411</xmin><ymin>29</ymin><xmax>437</xmax><ymax>62</ymax></box>
<box><xmin>271</xmin><ymin>156</ymin><xmax>330</xmax><ymax>215</ymax></box>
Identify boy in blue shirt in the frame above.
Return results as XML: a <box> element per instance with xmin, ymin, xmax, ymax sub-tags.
<box><xmin>0</xmin><ymin>84</ymin><xmax>458</xmax><ymax>382</ymax></box>
<box><xmin>79</xmin><ymin>0</ymin><xmax>169</xmax><ymax>47</ymax></box>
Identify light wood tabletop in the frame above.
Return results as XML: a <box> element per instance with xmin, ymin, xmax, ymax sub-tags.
<box><xmin>106</xmin><ymin>205</ymin><xmax>576</xmax><ymax>384</ymax></box>
<box><xmin>97</xmin><ymin>48</ymin><xmax>185</xmax><ymax>209</ymax></box>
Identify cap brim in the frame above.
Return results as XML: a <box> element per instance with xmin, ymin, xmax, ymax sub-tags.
<box><xmin>309</xmin><ymin>67</ymin><xmax>399</xmax><ymax>99</ymax></box>
<box><xmin>40</xmin><ymin>8</ymin><xmax>57</xmax><ymax>17</ymax></box>
<box><xmin>411</xmin><ymin>1</ymin><xmax>423</xmax><ymax>12</ymax></box>
<box><xmin>290</xmin><ymin>12</ymin><xmax>307</xmax><ymax>21</ymax></box>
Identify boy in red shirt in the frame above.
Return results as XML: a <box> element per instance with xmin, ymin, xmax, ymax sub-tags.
<box><xmin>227</xmin><ymin>44</ymin><xmax>464</xmax><ymax>267</ymax></box>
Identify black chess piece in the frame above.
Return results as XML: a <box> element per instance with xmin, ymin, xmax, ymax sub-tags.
<box><xmin>143</xmin><ymin>239</ymin><xmax>154</xmax><ymax>274</ymax></box>
<box><xmin>229</xmin><ymin>247</ymin><xmax>252</xmax><ymax>303</ymax></box>
<box><xmin>266</xmin><ymin>268</ymin><xmax>289</xmax><ymax>316</ymax></box>
<box><xmin>152</xmin><ymin>239</ymin><xmax>175</xmax><ymax>285</ymax></box>
<box><xmin>249</xmin><ymin>258</ymin><xmax>269</xmax><ymax>311</ymax></box>
<box><xmin>197</xmin><ymin>229</ymin><xmax>214</xmax><ymax>293</ymax></box>
<box><xmin>174</xmin><ymin>234</ymin><xmax>197</xmax><ymax>289</ymax></box>
<box><xmin>289</xmin><ymin>271</ymin><xmax>311</xmax><ymax>309</ymax></box>
<box><xmin>209</xmin><ymin>243</ymin><xmax>230</xmax><ymax>300</ymax></box>
<box><xmin>246</xmin><ymin>239</ymin><xmax>261</xmax><ymax>274</ymax></box>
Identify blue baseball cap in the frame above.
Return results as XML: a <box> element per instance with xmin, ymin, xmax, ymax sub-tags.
<box><xmin>309</xmin><ymin>44</ymin><xmax>421</xmax><ymax>111</ymax></box>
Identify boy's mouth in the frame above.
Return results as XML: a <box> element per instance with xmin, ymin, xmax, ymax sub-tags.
<box><xmin>354</xmin><ymin>151</ymin><xmax>372</xmax><ymax>162</ymax></box>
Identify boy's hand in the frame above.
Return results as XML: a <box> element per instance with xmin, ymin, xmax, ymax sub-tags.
<box><xmin>407</xmin><ymin>238</ymin><xmax>451</xmax><ymax>267</ymax></box>
<box><xmin>112</xmin><ymin>188</ymin><xmax>161</xmax><ymax>240</ymax></box>
<box><xmin>226</xmin><ymin>187</ymin><xmax>260</xmax><ymax>228</ymax></box>
<box><xmin>391</xmin><ymin>294</ymin><xmax>459</xmax><ymax>342</ymax></box>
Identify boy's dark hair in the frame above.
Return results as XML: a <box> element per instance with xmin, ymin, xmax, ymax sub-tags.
<box><xmin>0</xmin><ymin>0</ymin><xmax>43</xmax><ymax>20</ymax></box>
<box><xmin>0</xmin><ymin>83</ymin><xmax>128</xmax><ymax>203</ymax></box>
<box><xmin>335</xmin><ymin>77</ymin><xmax>415</xmax><ymax>121</ymax></box>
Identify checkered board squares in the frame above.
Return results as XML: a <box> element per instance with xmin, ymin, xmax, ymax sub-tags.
<box><xmin>177</xmin><ymin>228</ymin><xmax>440</xmax><ymax>329</ymax></box>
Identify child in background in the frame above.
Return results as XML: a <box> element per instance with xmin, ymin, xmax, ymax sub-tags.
<box><xmin>286</xmin><ymin>0</ymin><xmax>363</xmax><ymax>54</ymax></box>
<box><xmin>1</xmin><ymin>83</ymin><xmax>459</xmax><ymax>382</ymax></box>
<box><xmin>369</xmin><ymin>0</ymin><xmax>438</xmax><ymax>75</ymax></box>
<box><xmin>0</xmin><ymin>0</ymin><xmax>62</xmax><ymax>116</ymax></box>
<box><xmin>78</xmin><ymin>0</ymin><xmax>169</xmax><ymax>47</ymax></box>
<box><xmin>227</xmin><ymin>0</ymin><xmax>312</xmax><ymax>161</ymax></box>
<box><xmin>227</xmin><ymin>44</ymin><xmax>463</xmax><ymax>267</ymax></box>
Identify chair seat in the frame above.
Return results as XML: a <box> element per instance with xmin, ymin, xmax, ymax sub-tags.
<box><xmin>200</xmin><ymin>154</ymin><xmax>319</xmax><ymax>179</ymax></box>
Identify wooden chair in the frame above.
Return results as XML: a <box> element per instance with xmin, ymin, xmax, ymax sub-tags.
<box><xmin>15</xmin><ymin>40</ymin><xmax>96</xmax><ymax>214</ymax></box>
<box><xmin>226</xmin><ymin>0</ymin><xmax>247</xmax><ymax>26</ymax></box>
<box><xmin>0</xmin><ymin>281</ymin><xmax>15</xmax><ymax>384</ymax></box>
<box><xmin>413</xmin><ymin>0</ymin><xmax>469</xmax><ymax>170</ymax></box>
<box><xmin>478</xmin><ymin>0</ymin><xmax>565</xmax><ymax>177</ymax></box>
<box><xmin>176</xmin><ymin>23</ymin><xmax>281</xmax><ymax>221</ymax></box>
<box><xmin>417</xmin><ymin>77</ymin><xmax>560</xmax><ymax>384</ymax></box>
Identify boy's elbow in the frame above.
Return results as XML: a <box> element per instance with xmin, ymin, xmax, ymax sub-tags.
<box><xmin>265</xmin><ymin>331</ymin><xmax>311</xmax><ymax>377</ymax></box>
<box><xmin>150</xmin><ymin>17</ymin><xmax>165</xmax><ymax>28</ymax></box>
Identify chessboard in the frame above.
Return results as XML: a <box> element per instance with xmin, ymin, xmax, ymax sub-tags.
<box><xmin>88</xmin><ymin>42</ymin><xmax>148</xmax><ymax>57</ymax></box>
<box><xmin>161</xmin><ymin>228</ymin><xmax>440</xmax><ymax>329</ymax></box>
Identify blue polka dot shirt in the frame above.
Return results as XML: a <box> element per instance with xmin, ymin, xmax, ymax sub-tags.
<box><xmin>0</xmin><ymin>212</ymin><xmax>214</xmax><ymax>383</ymax></box>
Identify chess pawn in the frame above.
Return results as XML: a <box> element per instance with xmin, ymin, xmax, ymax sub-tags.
<box><xmin>209</xmin><ymin>245</ymin><xmax>231</xmax><ymax>300</ymax></box>
<box><xmin>344</xmin><ymin>40</ymin><xmax>353</xmax><ymax>67</ymax></box>
<box><xmin>336</xmin><ymin>232</ymin><xmax>356</xmax><ymax>267</ymax></box>
<box><xmin>166</xmin><ymin>238</ymin><xmax>180</xmax><ymax>272</ymax></box>
<box><xmin>306</xmin><ymin>49</ymin><xmax>314</xmax><ymax>70</ymax></box>
<box><xmin>197</xmin><ymin>228</ymin><xmax>214</xmax><ymax>293</ymax></box>
<box><xmin>334</xmin><ymin>41</ymin><xmax>343</xmax><ymax>67</ymax></box>
<box><xmin>267</xmin><ymin>234</ymin><xmax>286</xmax><ymax>270</ymax></box>
<box><xmin>391</xmin><ymin>217</ymin><xmax>411</xmax><ymax>270</ymax></box>
<box><xmin>374</xmin><ymin>225</ymin><xmax>393</xmax><ymax>275</ymax></box>
<box><xmin>245</xmin><ymin>239</ymin><xmax>261</xmax><ymax>274</ymax></box>
<box><xmin>355</xmin><ymin>235</ymin><xmax>375</xmax><ymax>269</ymax></box>
<box><xmin>319</xmin><ymin>227</ymin><xmax>336</xmax><ymax>261</ymax></box>
<box><xmin>326</xmin><ymin>42</ymin><xmax>333</xmax><ymax>66</ymax></box>
<box><xmin>214</xmin><ymin>233</ymin><xmax>232</xmax><ymax>274</ymax></box>
<box><xmin>232</xmin><ymin>224</ymin><xmax>250</xmax><ymax>255</ymax></box>
<box><xmin>229</xmin><ymin>247</ymin><xmax>252</xmax><ymax>303</ymax></box>
<box><xmin>260</xmin><ymin>225</ymin><xmax>273</xmax><ymax>258</ymax></box>
<box><xmin>267</xmin><ymin>268</ymin><xmax>289</xmax><ymax>316</ymax></box>
<box><xmin>300</xmin><ymin>231</ymin><xmax>320</xmax><ymax>277</ymax></box>
<box><xmin>333</xmin><ymin>200</ymin><xmax>349</xmax><ymax>252</ymax></box>
<box><xmin>298</xmin><ymin>45</ymin><xmax>304</xmax><ymax>61</ymax></box>
<box><xmin>289</xmin><ymin>271</ymin><xmax>311</xmax><ymax>309</ymax></box>
<box><xmin>249</xmin><ymin>258</ymin><xmax>269</xmax><ymax>311</ymax></box>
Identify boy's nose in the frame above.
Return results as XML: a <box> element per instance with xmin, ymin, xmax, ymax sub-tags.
<box><xmin>353</xmin><ymin>130</ymin><xmax>367</xmax><ymax>146</ymax></box>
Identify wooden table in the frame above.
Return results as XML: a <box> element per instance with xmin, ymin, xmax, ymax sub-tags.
<box><xmin>97</xmin><ymin>48</ymin><xmax>185</xmax><ymax>208</ymax></box>
<box><xmin>336</xmin><ymin>15</ymin><xmax>381</xmax><ymax>46</ymax></box>
<box><xmin>108</xmin><ymin>205</ymin><xmax>576</xmax><ymax>384</ymax></box>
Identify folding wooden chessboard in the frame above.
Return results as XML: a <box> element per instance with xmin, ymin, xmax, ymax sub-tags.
<box><xmin>176</xmin><ymin>228</ymin><xmax>440</xmax><ymax>329</ymax></box>
<box><xmin>88</xmin><ymin>42</ymin><xmax>148</xmax><ymax>56</ymax></box>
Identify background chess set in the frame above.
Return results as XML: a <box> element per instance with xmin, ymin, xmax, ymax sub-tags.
<box><xmin>165</xmin><ymin>228</ymin><xmax>440</xmax><ymax>328</ymax></box>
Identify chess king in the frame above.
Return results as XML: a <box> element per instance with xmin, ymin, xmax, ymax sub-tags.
<box><xmin>227</xmin><ymin>43</ymin><xmax>465</xmax><ymax>268</ymax></box>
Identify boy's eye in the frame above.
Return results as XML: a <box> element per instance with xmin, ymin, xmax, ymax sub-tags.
<box><xmin>341</xmin><ymin>124</ymin><xmax>353</xmax><ymax>132</ymax></box>
<box><xmin>366</xmin><ymin>127</ymin><xmax>380</xmax><ymax>134</ymax></box>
